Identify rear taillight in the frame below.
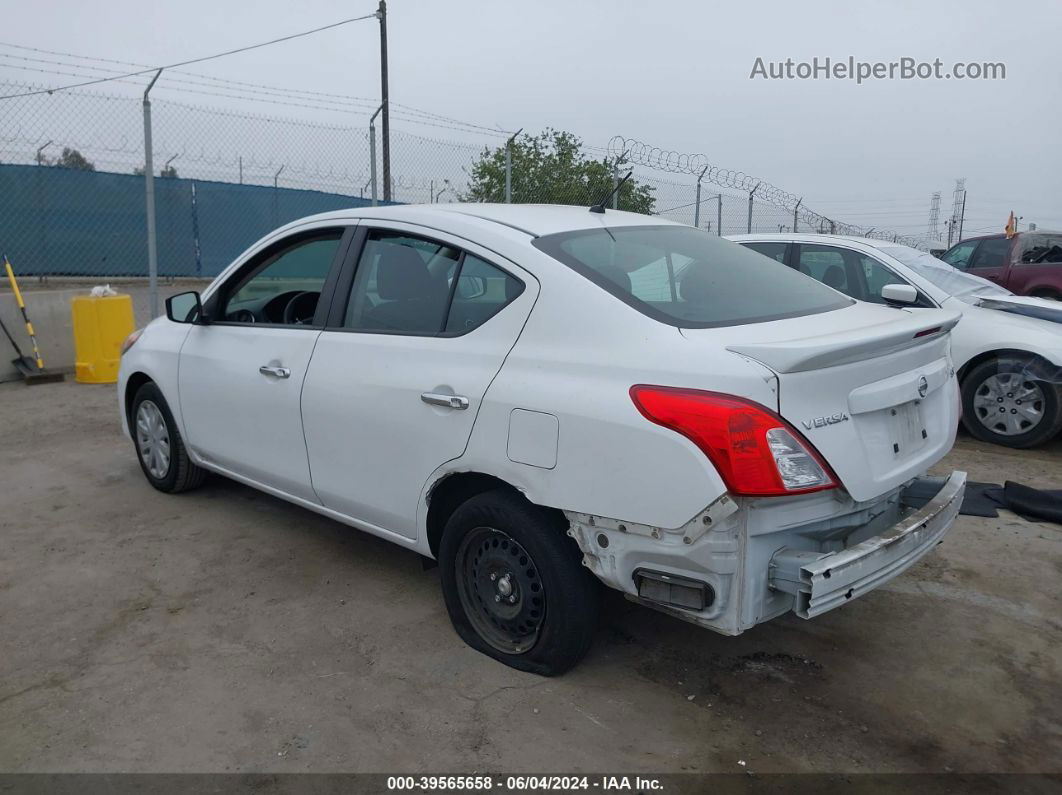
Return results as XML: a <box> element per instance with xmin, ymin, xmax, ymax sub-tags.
<box><xmin>630</xmin><ymin>385</ymin><xmax>838</xmax><ymax>497</ymax></box>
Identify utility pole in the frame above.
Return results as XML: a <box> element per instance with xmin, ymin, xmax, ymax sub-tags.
<box><xmin>957</xmin><ymin>189</ymin><xmax>967</xmax><ymax>241</ymax></box>
<box><xmin>377</xmin><ymin>0</ymin><xmax>391</xmax><ymax>201</ymax></box>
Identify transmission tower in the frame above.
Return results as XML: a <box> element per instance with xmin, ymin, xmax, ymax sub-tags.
<box><xmin>948</xmin><ymin>178</ymin><xmax>966</xmax><ymax>247</ymax></box>
<box><xmin>927</xmin><ymin>192</ymin><xmax>941</xmax><ymax>241</ymax></box>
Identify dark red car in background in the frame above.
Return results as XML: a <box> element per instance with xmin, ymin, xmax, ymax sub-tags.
<box><xmin>941</xmin><ymin>231</ymin><xmax>1062</xmax><ymax>298</ymax></box>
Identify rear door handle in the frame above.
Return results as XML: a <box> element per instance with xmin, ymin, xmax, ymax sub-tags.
<box><xmin>421</xmin><ymin>392</ymin><xmax>469</xmax><ymax>410</ymax></box>
<box><xmin>259</xmin><ymin>365</ymin><xmax>291</xmax><ymax>379</ymax></box>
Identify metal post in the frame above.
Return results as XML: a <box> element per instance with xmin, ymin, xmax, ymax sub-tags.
<box><xmin>429</xmin><ymin>179</ymin><xmax>434</xmax><ymax>204</ymax></box>
<box><xmin>504</xmin><ymin>128</ymin><xmax>522</xmax><ymax>203</ymax></box>
<box><xmin>273</xmin><ymin>165</ymin><xmax>285</xmax><ymax>189</ymax></box>
<box><xmin>793</xmin><ymin>197</ymin><xmax>802</xmax><ymax>233</ymax></box>
<box><xmin>694</xmin><ymin>165</ymin><xmax>708</xmax><ymax>228</ymax></box>
<box><xmin>142</xmin><ymin>69</ymin><xmax>163</xmax><ymax>318</ymax></box>
<box><xmin>747</xmin><ymin>182</ymin><xmax>760</xmax><ymax>234</ymax></box>
<box><xmin>612</xmin><ymin>162</ymin><xmax>620</xmax><ymax>210</ymax></box>
<box><xmin>369</xmin><ymin>104</ymin><xmax>382</xmax><ymax>207</ymax></box>
<box><xmin>377</xmin><ymin>0</ymin><xmax>391</xmax><ymax>201</ymax></box>
<box><xmin>238</xmin><ymin>156</ymin><xmax>243</xmax><ymax>185</ymax></box>
<box><xmin>958</xmin><ymin>190</ymin><xmax>967</xmax><ymax>241</ymax></box>
<box><xmin>35</xmin><ymin>140</ymin><xmax>53</xmax><ymax>166</ymax></box>
<box><xmin>716</xmin><ymin>194</ymin><xmax>722</xmax><ymax>236</ymax></box>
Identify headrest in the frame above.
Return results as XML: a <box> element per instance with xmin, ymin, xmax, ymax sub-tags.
<box><xmin>823</xmin><ymin>264</ymin><xmax>846</xmax><ymax>290</ymax></box>
<box><xmin>376</xmin><ymin>245</ymin><xmax>434</xmax><ymax>300</ymax></box>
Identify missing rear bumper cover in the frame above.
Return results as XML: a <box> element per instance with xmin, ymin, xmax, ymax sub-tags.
<box><xmin>634</xmin><ymin>569</ymin><xmax>715</xmax><ymax>611</ymax></box>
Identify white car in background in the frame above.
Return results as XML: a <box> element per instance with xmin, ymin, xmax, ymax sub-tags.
<box><xmin>730</xmin><ymin>234</ymin><xmax>1062</xmax><ymax>448</ymax></box>
<box><xmin>119</xmin><ymin>205</ymin><xmax>965</xmax><ymax>675</ymax></box>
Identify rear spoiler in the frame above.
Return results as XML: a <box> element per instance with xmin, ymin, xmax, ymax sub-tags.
<box><xmin>726</xmin><ymin>309</ymin><xmax>960</xmax><ymax>374</ymax></box>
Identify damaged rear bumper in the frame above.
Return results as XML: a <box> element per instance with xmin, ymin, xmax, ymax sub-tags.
<box><xmin>768</xmin><ymin>470</ymin><xmax>966</xmax><ymax>618</ymax></box>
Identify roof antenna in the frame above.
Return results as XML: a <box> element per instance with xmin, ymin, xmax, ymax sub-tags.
<box><xmin>590</xmin><ymin>170</ymin><xmax>633</xmax><ymax>214</ymax></box>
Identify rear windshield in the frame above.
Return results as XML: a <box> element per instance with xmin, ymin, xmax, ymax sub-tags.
<box><xmin>533</xmin><ymin>225</ymin><xmax>852</xmax><ymax>328</ymax></box>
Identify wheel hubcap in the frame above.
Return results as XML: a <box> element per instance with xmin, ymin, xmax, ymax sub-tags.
<box><xmin>135</xmin><ymin>400</ymin><xmax>171</xmax><ymax>479</ymax></box>
<box><xmin>971</xmin><ymin>373</ymin><xmax>1045</xmax><ymax>437</ymax></box>
<box><xmin>455</xmin><ymin>527</ymin><xmax>545</xmax><ymax>655</ymax></box>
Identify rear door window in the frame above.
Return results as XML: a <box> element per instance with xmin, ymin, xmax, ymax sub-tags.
<box><xmin>795</xmin><ymin>244</ymin><xmax>915</xmax><ymax>304</ymax></box>
<box><xmin>533</xmin><ymin>225</ymin><xmax>850</xmax><ymax>328</ymax></box>
<box><xmin>969</xmin><ymin>237</ymin><xmax>1012</xmax><ymax>269</ymax></box>
<box><xmin>1019</xmin><ymin>235</ymin><xmax>1062</xmax><ymax>265</ymax></box>
<box><xmin>741</xmin><ymin>241</ymin><xmax>788</xmax><ymax>264</ymax></box>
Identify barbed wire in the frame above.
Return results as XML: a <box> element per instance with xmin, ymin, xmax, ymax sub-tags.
<box><xmin>609</xmin><ymin>135</ymin><xmax>928</xmax><ymax>248</ymax></box>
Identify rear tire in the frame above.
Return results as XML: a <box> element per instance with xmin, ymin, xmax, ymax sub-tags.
<box><xmin>131</xmin><ymin>381</ymin><xmax>207</xmax><ymax>493</ymax></box>
<box><xmin>961</xmin><ymin>356</ymin><xmax>1062</xmax><ymax>448</ymax></box>
<box><xmin>438</xmin><ymin>489</ymin><xmax>601</xmax><ymax>676</ymax></box>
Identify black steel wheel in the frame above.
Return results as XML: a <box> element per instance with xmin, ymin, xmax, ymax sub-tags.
<box><xmin>455</xmin><ymin>527</ymin><xmax>546</xmax><ymax>655</ymax></box>
<box><xmin>438</xmin><ymin>489</ymin><xmax>601</xmax><ymax>675</ymax></box>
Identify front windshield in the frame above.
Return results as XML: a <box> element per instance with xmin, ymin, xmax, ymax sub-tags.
<box><xmin>533</xmin><ymin>225</ymin><xmax>852</xmax><ymax>328</ymax></box>
<box><xmin>877</xmin><ymin>245</ymin><xmax>1010</xmax><ymax>300</ymax></box>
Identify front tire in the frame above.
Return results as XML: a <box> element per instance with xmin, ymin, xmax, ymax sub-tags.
<box><xmin>438</xmin><ymin>489</ymin><xmax>601</xmax><ymax>676</ymax></box>
<box><xmin>131</xmin><ymin>381</ymin><xmax>207</xmax><ymax>493</ymax></box>
<box><xmin>961</xmin><ymin>356</ymin><xmax>1062</xmax><ymax>448</ymax></box>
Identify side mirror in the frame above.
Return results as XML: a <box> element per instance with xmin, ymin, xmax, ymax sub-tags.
<box><xmin>881</xmin><ymin>283</ymin><xmax>919</xmax><ymax>306</ymax></box>
<box><xmin>456</xmin><ymin>274</ymin><xmax>488</xmax><ymax>300</ymax></box>
<box><xmin>165</xmin><ymin>291</ymin><xmax>205</xmax><ymax>324</ymax></box>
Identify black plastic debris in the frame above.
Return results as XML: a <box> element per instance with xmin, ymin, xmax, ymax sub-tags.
<box><xmin>904</xmin><ymin>479</ymin><xmax>1062</xmax><ymax>526</ymax></box>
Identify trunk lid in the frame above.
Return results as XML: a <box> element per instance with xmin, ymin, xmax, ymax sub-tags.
<box><xmin>682</xmin><ymin>303</ymin><xmax>961</xmax><ymax>502</ymax></box>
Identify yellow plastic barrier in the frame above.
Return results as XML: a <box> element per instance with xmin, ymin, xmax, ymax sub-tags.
<box><xmin>71</xmin><ymin>294</ymin><xmax>135</xmax><ymax>384</ymax></box>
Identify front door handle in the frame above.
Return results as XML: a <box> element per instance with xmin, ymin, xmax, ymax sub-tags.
<box><xmin>421</xmin><ymin>392</ymin><xmax>469</xmax><ymax>410</ymax></box>
<box><xmin>259</xmin><ymin>365</ymin><xmax>291</xmax><ymax>379</ymax></box>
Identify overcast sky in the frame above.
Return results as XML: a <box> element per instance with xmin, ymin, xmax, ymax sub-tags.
<box><xmin>2</xmin><ymin>0</ymin><xmax>1059</xmax><ymax>236</ymax></box>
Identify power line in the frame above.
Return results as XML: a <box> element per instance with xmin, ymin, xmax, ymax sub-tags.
<box><xmin>0</xmin><ymin>13</ymin><xmax>377</xmax><ymax>100</ymax></box>
<box><xmin>0</xmin><ymin>49</ymin><xmax>509</xmax><ymax>135</ymax></box>
<box><xmin>0</xmin><ymin>44</ymin><xmax>509</xmax><ymax>131</ymax></box>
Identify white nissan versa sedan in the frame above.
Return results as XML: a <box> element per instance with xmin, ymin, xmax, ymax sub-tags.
<box><xmin>119</xmin><ymin>204</ymin><xmax>966</xmax><ymax>675</ymax></box>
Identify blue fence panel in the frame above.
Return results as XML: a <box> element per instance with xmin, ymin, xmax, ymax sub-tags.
<box><xmin>0</xmin><ymin>164</ymin><xmax>389</xmax><ymax>277</ymax></box>
<box><xmin>191</xmin><ymin>181</ymin><xmax>377</xmax><ymax>277</ymax></box>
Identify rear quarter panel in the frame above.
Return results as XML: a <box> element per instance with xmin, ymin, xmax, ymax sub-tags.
<box><xmin>429</xmin><ymin>255</ymin><xmax>781</xmax><ymax>531</ymax></box>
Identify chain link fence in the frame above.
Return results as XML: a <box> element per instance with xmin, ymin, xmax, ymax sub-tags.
<box><xmin>1</xmin><ymin>79</ymin><xmax>927</xmax><ymax>295</ymax></box>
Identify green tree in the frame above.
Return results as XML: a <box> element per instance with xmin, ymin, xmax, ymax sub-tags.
<box><xmin>53</xmin><ymin>147</ymin><xmax>95</xmax><ymax>171</ymax></box>
<box><xmin>462</xmin><ymin>129</ymin><xmax>654</xmax><ymax>213</ymax></box>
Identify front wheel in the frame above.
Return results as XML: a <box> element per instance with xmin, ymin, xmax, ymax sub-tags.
<box><xmin>961</xmin><ymin>356</ymin><xmax>1062</xmax><ymax>448</ymax></box>
<box><xmin>438</xmin><ymin>489</ymin><xmax>601</xmax><ymax>675</ymax></box>
<box><xmin>131</xmin><ymin>381</ymin><xmax>207</xmax><ymax>493</ymax></box>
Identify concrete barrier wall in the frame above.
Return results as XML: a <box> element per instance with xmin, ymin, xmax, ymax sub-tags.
<box><xmin>0</xmin><ymin>281</ymin><xmax>210</xmax><ymax>383</ymax></box>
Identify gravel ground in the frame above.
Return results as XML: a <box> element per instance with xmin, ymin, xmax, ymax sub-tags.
<box><xmin>0</xmin><ymin>379</ymin><xmax>1059</xmax><ymax>774</ymax></box>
